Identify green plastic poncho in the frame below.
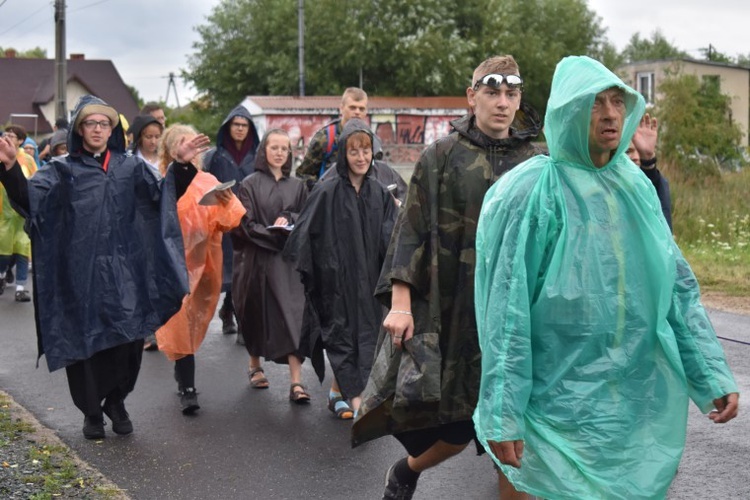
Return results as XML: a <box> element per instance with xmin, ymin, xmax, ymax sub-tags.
<box><xmin>473</xmin><ymin>56</ymin><xmax>738</xmax><ymax>500</ymax></box>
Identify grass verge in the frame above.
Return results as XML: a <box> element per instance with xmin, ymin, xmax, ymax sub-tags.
<box><xmin>0</xmin><ymin>391</ymin><xmax>128</xmax><ymax>499</ymax></box>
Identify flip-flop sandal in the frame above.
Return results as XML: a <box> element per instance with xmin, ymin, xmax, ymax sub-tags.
<box><xmin>289</xmin><ymin>383</ymin><xmax>311</xmax><ymax>404</ymax></box>
<box><xmin>248</xmin><ymin>367</ymin><xmax>269</xmax><ymax>389</ymax></box>
<box><xmin>327</xmin><ymin>395</ymin><xmax>353</xmax><ymax>419</ymax></box>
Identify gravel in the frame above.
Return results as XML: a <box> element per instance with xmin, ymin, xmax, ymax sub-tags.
<box><xmin>0</xmin><ymin>390</ymin><xmax>128</xmax><ymax>499</ymax></box>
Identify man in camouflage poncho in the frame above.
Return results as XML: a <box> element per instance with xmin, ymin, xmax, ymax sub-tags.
<box><xmin>295</xmin><ymin>87</ymin><xmax>368</xmax><ymax>190</ymax></box>
<box><xmin>351</xmin><ymin>56</ymin><xmax>544</xmax><ymax>500</ymax></box>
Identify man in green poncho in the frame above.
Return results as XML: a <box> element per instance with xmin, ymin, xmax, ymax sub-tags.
<box><xmin>351</xmin><ymin>55</ymin><xmax>544</xmax><ymax>500</ymax></box>
<box><xmin>473</xmin><ymin>55</ymin><xmax>739</xmax><ymax>499</ymax></box>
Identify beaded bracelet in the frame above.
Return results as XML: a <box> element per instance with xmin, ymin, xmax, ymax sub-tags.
<box><xmin>389</xmin><ymin>310</ymin><xmax>412</xmax><ymax>316</ymax></box>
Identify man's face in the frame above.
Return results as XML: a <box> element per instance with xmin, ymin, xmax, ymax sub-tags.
<box><xmin>467</xmin><ymin>79</ymin><xmax>522</xmax><ymax>140</ymax></box>
<box><xmin>340</xmin><ymin>97</ymin><xmax>368</xmax><ymax>126</ymax></box>
<box><xmin>150</xmin><ymin>109</ymin><xmax>166</xmax><ymax>127</ymax></box>
<box><xmin>588</xmin><ymin>88</ymin><xmax>626</xmax><ymax>167</ymax></box>
<box><xmin>229</xmin><ymin>117</ymin><xmax>250</xmax><ymax>143</ymax></box>
<box><xmin>625</xmin><ymin>141</ymin><xmax>640</xmax><ymax>166</ymax></box>
<box><xmin>78</xmin><ymin>113</ymin><xmax>112</xmax><ymax>153</ymax></box>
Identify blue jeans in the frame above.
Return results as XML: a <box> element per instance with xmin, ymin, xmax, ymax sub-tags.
<box><xmin>0</xmin><ymin>254</ymin><xmax>28</xmax><ymax>285</ymax></box>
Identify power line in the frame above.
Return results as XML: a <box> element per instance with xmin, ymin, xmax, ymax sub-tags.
<box><xmin>0</xmin><ymin>2</ymin><xmax>50</xmax><ymax>37</ymax></box>
<box><xmin>69</xmin><ymin>0</ymin><xmax>115</xmax><ymax>13</ymax></box>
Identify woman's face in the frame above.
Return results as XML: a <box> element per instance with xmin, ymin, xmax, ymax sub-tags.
<box><xmin>345</xmin><ymin>134</ymin><xmax>372</xmax><ymax>178</ymax></box>
<box><xmin>23</xmin><ymin>144</ymin><xmax>36</xmax><ymax>157</ymax></box>
<box><xmin>265</xmin><ymin>133</ymin><xmax>290</xmax><ymax>170</ymax></box>
<box><xmin>139</xmin><ymin>123</ymin><xmax>162</xmax><ymax>156</ymax></box>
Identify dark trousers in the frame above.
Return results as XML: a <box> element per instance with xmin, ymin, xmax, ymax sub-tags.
<box><xmin>65</xmin><ymin>340</ymin><xmax>144</xmax><ymax>417</ymax></box>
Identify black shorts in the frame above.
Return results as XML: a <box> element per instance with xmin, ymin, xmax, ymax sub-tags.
<box><xmin>394</xmin><ymin>420</ymin><xmax>476</xmax><ymax>458</ymax></box>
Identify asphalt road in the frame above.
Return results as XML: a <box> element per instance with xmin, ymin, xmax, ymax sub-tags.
<box><xmin>1</xmin><ymin>290</ymin><xmax>748</xmax><ymax>499</ymax></box>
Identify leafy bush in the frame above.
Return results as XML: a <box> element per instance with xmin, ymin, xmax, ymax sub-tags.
<box><xmin>655</xmin><ymin>70</ymin><xmax>745</xmax><ymax>177</ymax></box>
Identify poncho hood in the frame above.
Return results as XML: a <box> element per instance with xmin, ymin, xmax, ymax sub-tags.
<box><xmin>545</xmin><ymin>56</ymin><xmax>645</xmax><ymax>169</ymax></box>
<box><xmin>254</xmin><ymin>130</ymin><xmax>293</xmax><ymax>177</ymax></box>
<box><xmin>215</xmin><ymin>105</ymin><xmax>260</xmax><ymax>151</ymax></box>
<box><xmin>128</xmin><ymin>114</ymin><xmax>162</xmax><ymax>143</ymax></box>
<box><xmin>67</xmin><ymin>95</ymin><xmax>126</xmax><ymax>155</ymax></box>
<box><xmin>333</xmin><ymin>118</ymin><xmax>374</xmax><ymax>178</ymax></box>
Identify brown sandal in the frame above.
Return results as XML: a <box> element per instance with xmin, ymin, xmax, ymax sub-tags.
<box><xmin>248</xmin><ymin>367</ymin><xmax>269</xmax><ymax>389</ymax></box>
<box><xmin>289</xmin><ymin>383</ymin><xmax>311</xmax><ymax>404</ymax></box>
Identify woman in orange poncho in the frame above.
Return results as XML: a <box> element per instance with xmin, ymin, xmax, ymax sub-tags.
<box><xmin>155</xmin><ymin>124</ymin><xmax>246</xmax><ymax>414</ymax></box>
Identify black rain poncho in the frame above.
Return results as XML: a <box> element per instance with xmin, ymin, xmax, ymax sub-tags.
<box><xmin>283</xmin><ymin>119</ymin><xmax>398</xmax><ymax>398</ymax></box>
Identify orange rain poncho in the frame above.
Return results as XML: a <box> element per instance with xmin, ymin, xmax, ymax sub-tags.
<box><xmin>156</xmin><ymin>171</ymin><xmax>246</xmax><ymax>361</ymax></box>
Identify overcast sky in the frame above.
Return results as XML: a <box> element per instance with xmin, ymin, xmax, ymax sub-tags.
<box><xmin>2</xmin><ymin>0</ymin><xmax>748</xmax><ymax>104</ymax></box>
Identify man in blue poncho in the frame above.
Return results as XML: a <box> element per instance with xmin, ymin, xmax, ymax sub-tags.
<box><xmin>473</xmin><ymin>56</ymin><xmax>739</xmax><ymax>499</ymax></box>
<box><xmin>0</xmin><ymin>96</ymin><xmax>206</xmax><ymax>440</ymax></box>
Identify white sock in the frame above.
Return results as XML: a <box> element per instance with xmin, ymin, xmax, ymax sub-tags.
<box><xmin>16</xmin><ymin>285</ymin><xmax>24</xmax><ymax>292</ymax></box>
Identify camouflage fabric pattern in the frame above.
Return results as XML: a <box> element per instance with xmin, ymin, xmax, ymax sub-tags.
<box><xmin>352</xmin><ymin>109</ymin><xmax>543</xmax><ymax>447</ymax></box>
<box><xmin>296</xmin><ymin>119</ymin><xmax>341</xmax><ymax>190</ymax></box>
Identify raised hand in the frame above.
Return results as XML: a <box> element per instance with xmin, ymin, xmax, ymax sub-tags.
<box><xmin>174</xmin><ymin>134</ymin><xmax>211</xmax><ymax>164</ymax></box>
<box><xmin>632</xmin><ymin>113</ymin><xmax>657</xmax><ymax>161</ymax></box>
<box><xmin>0</xmin><ymin>135</ymin><xmax>18</xmax><ymax>170</ymax></box>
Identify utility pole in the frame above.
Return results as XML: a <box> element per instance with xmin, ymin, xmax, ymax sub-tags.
<box><xmin>165</xmin><ymin>72</ymin><xmax>180</xmax><ymax>109</ymax></box>
<box><xmin>298</xmin><ymin>0</ymin><xmax>305</xmax><ymax>96</ymax></box>
<box><xmin>54</xmin><ymin>0</ymin><xmax>67</xmax><ymax>121</ymax></box>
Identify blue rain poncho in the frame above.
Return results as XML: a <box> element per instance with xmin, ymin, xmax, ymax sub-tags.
<box><xmin>473</xmin><ymin>56</ymin><xmax>738</xmax><ymax>499</ymax></box>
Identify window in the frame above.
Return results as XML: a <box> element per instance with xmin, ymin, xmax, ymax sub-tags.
<box><xmin>636</xmin><ymin>72</ymin><xmax>655</xmax><ymax>103</ymax></box>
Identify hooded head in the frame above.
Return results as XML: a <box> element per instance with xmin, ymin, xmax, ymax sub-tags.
<box><xmin>128</xmin><ymin>114</ymin><xmax>163</xmax><ymax>155</ymax></box>
<box><xmin>68</xmin><ymin>95</ymin><xmax>126</xmax><ymax>154</ymax></box>
<box><xmin>254</xmin><ymin>129</ymin><xmax>293</xmax><ymax>177</ymax></box>
<box><xmin>216</xmin><ymin>105</ymin><xmax>260</xmax><ymax>158</ymax></box>
<box><xmin>50</xmin><ymin>129</ymin><xmax>68</xmax><ymax>156</ymax></box>
<box><xmin>22</xmin><ymin>137</ymin><xmax>39</xmax><ymax>165</ymax></box>
<box><xmin>544</xmin><ymin>56</ymin><xmax>645</xmax><ymax>169</ymax></box>
<box><xmin>334</xmin><ymin>118</ymin><xmax>374</xmax><ymax>179</ymax></box>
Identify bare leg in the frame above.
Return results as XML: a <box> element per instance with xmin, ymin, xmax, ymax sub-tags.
<box><xmin>350</xmin><ymin>395</ymin><xmax>362</xmax><ymax>412</ymax></box>
<box><xmin>407</xmin><ymin>440</ymin><xmax>470</xmax><ymax>473</ymax></box>
<box><xmin>498</xmin><ymin>469</ymin><xmax>529</xmax><ymax>500</ymax></box>
<box><xmin>330</xmin><ymin>378</ymin><xmax>341</xmax><ymax>393</ymax></box>
<box><xmin>288</xmin><ymin>355</ymin><xmax>302</xmax><ymax>385</ymax></box>
<box><xmin>248</xmin><ymin>355</ymin><xmax>262</xmax><ymax>371</ymax></box>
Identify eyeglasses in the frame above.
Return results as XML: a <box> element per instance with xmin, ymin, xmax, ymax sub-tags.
<box><xmin>81</xmin><ymin>120</ymin><xmax>112</xmax><ymax>130</ymax></box>
<box><xmin>230</xmin><ymin>122</ymin><xmax>249</xmax><ymax>129</ymax></box>
<box><xmin>473</xmin><ymin>73</ymin><xmax>524</xmax><ymax>91</ymax></box>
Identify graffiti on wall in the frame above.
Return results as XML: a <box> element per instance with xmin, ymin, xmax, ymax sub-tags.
<box><xmin>264</xmin><ymin>113</ymin><xmax>462</xmax><ymax>166</ymax></box>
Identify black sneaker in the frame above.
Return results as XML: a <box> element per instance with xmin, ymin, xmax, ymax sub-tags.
<box><xmin>180</xmin><ymin>387</ymin><xmax>200</xmax><ymax>415</ymax></box>
<box><xmin>15</xmin><ymin>290</ymin><xmax>31</xmax><ymax>302</ymax></box>
<box><xmin>82</xmin><ymin>415</ymin><xmax>105</xmax><ymax>440</ymax></box>
<box><xmin>103</xmin><ymin>399</ymin><xmax>133</xmax><ymax>435</ymax></box>
<box><xmin>383</xmin><ymin>462</ymin><xmax>417</xmax><ymax>500</ymax></box>
<box><xmin>219</xmin><ymin>302</ymin><xmax>238</xmax><ymax>334</ymax></box>
<box><xmin>0</xmin><ymin>276</ymin><xmax>5</xmax><ymax>296</ymax></box>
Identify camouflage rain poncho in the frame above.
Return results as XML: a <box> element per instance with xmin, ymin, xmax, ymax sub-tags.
<box><xmin>473</xmin><ymin>56</ymin><xmax>738</xmax><ymax>499</ymax></box>
<box><xmin>353</xmin><ymin>104</ymin><xmax>543</xmax><ymax>446</ymax></box>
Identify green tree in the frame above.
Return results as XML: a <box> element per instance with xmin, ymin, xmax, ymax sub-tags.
<box><xmin>699</xmin><ymin>45</ymin><xmax>734</xmax><ymax>64</ymax></box>
<box><xmin>472</xmin><ymin>0</ymin><xmax>610</xmax><ymax>116</ymax></box>
<box><xmin>185</xmin><ymin>0</ymin><xmax>609</xmax><ymax>120</ymax></box>
<box><xmin>0</xmin><ymin>46</ymin><xmax>47</xmax><ymax>58</ymax></box>
<box><xmin>655</xmin><ymin>70</ymin><xmax>743</xmax><ymax>175</ymax></box>
<box><xmin>621</xmin><ymin>30</ymin><xmax>686</xmax><ymax>63</ymax></box>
